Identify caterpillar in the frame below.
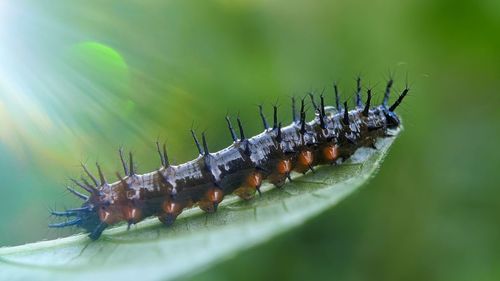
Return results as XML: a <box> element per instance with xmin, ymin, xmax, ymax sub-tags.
<box><xmin>49</xmin><ymin>77</ymin><xmax>408</xmax><ymax>240</ymax></box>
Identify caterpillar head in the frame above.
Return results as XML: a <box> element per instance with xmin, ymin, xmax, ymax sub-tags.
<box><xmin>383</xmin><ymin>108</ymin><xmax>401</xmax><ymax>128</ymax></box>
<box><xmin>383</xmin><ymin>87</ymin><xmax>409</xmax><ymax>128</ymax></box>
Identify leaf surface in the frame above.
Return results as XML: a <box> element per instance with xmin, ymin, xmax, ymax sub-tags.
<box><xmin>0</xmin><ymin>129</ymin><xmax>401</xmax><ymax>281</ymax></box>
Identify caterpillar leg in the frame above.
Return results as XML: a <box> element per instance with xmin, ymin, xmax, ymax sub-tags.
<box><xmin>198</xmin><ymin>188</ymin><xmax>224</xmax><ymax>213</ymax></box>
<box><xmin>320</xmin><ymin>144</ymin><xmax>339</xmax><ymax>165</ymax></box>
<box><xmin>268</xmin><ymin>158</ymin><xmax>292</xmax><ymax>187</ymax></box>
<box><xmin>88</xmin><ymin>222</ymin><xmax>108</xmax><ymax>240</ymax></box>
<box><xmin>294</xmin><ymin>149</ymin><xmax>315</xmax><ymax>174</ymax></box>
<box><xmin>158</xmin><ymin>201</ymin><xmax>184</xmax><ymax>226</ymax></box>
<box><xmin>234</xmin><ymin>170</ymin><xmax>263</xmax><ymax>200</ymax></box>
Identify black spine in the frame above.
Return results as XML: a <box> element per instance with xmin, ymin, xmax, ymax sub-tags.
<box><xmin>363</xmin><ymin>89</ymin><xmax>372</xmax><ymax>116</ymax></box>
<box><xmin>81</xmin><ymin>163</ymin><xmax>98</xmax><ymax>187</ymax></box>
<box><xmin>119</xmin><ymin>147</ymin><xmax>129</xmax><ymax>176</ymax></box>
<box><xmin>191</xmin><ymin>130</ymin><xmax>203</xmax><ymax>155</ymax></box>
<box><xmin>225</xmin><ymin>116</ymin><xmax>238</xmax><ymax>142</ymax></box>
<box><xmin>258</xmin><ymin>105</ymin><xmax>269</xmax><ymax>130</ymax></box>
<box><xmin>343</xmin><ymin>101</ymin><xmax>349</xmax><ymax>125</ymax></box>
<box><xmin>273</xmin><ymin>105</ymin><xmax>278</xmax><ymax>129</ymax></box>
<box><xmin>382</xmin><ymin>79</ymin><xmax>394</xmax><ymax>107</ymax></box>
<box><xmin>334</xmin><ymin>83</ymin><xmax>341</xmax><ymax>111</ymax></box>
<box><xmin>320</xmin><ymin>94</ymin><xmax>326</xmax><ymax>117</ymax></box>
<box><xmin>96</xmin><ymin>162</ymin><xmax>106</xmax><ymax>185</ymax></box>
<box><xmin>129</xmin><ymin>152</ymin><xmax>135</xmax><ymax>175</ymax></box>
<box><xmin>292</xmin><ymin>97</ymin><xmax>297</xmax><ymax>123</ymax></box>
<box><xmin>202</xmin><ymin>132</ymin><xmax>209</xmax><ymax>156</ymax></box>
<box><xmin>237</xmin><ymin>117</ymin><xmax>245</xmax><ymax>140</ymax></box>
<box><xmin>389</xmin><ymin>88</ymin><xmax>409</xmax><ymax>112</ymax></box>
<box><xmin>355</xmin><ymin>76</ymin><xmax>362</xmax><ymax>107</ymax></box>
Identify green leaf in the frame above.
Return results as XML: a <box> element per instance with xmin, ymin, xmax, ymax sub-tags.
<box><xmin>0</xmin><ymin>128</ymin><xmax>401</xmax><ymax>281</ymax></box>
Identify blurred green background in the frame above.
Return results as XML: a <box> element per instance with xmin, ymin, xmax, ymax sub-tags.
<box><xmin>0</xmin><ymin>0</ymin><xmax>499</xmax><ymax>280</ymax></box>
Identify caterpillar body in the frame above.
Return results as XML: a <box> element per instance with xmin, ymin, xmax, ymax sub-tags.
<box><xmin>50</xmin><ymin>78</ymin><xmax>408</xmax><ymax>240</ymax></box>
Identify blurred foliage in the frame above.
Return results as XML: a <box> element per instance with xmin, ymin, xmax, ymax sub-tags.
<box><xmin>0</xmin><ymin>0</ymin><xmax>498</xmax><ymax>280</ymax></box>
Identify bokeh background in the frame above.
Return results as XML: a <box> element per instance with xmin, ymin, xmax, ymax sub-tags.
<box><xmin>0</xmin><ymin>0</ymin><xmax>499</xmax><ymax>280</ymax></box>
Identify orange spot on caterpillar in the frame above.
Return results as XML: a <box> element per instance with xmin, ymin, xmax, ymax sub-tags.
<box><xmin>99</xmin><ymin>207</ymin><xmax>121</xmax><ymax>225</ymax></box>
<box><xmin>294</xmin><ymin>149</ymin><xmax>315</xmax><ymax>173</ymax></box>
<box><xmin>322</xmin><ymin>144</ymin><xmax>339</xmax><ymax>162</ymax></box>
<box><xmin>162</xmin><ymin>201</ymin><xmax>183</xmax><ymax>216</ymax></box>
<box><xmin>277</xmin><ymin>159</ymin><xmax>291</xmax><ymax>174</ymax></box>
<box><xmin>298</xmin><ymin>150</ymin><xmax>314</xmax><ymax>167</ymax></box>
<box><xmin>122</xmin><ymin>205</ymin><xmax>142</xmax><ymax>224</ymax></box>
<box><xmin>207</xmin><ymin>188</ymin><xmax>224</xmax><ymax>204</ymax></box>
<box><xmin>246</xmin><ymin>171</ymin><xmax>263</xmax><ymax>188</ymax></box>
<box><xmin>235</xmin><ymin>171</ymin><xmax>263</xmax><ymax>200</ymax></box>
<box><xmin>199</xmin><ymin>188</ymin><xmax>224</xmax><ymax>213</ymax></box>
<box><xmin>159</xmin><ymin>201</ymin><xmax>183</xmax><ymax>226</ymax></box>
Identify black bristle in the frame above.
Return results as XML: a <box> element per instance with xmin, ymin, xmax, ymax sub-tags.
<box><xmin>237</xmin><ymin>117</ymin><xmax>245</xmax><ymax>140</ymax></box>
<box><xmin>119</xmin><ymin>147</ymin><xmax>129</xmax><ymax>176</ymax></box>
<box><xmin>202</xmin><ymin>132</ymin><xmax>209</xmax><ymax>156</ymax></box>
<box><xmin>81</xmin><ymin>163</ymin><xmax>98</xmax><ymax>187</ymax></box>
<box><xmin>191</xmin><ymin>130</ymin><xmax>203</xmax><ymax>155</ymax></box>
<box><xmin>273</xmin><ymin>105</ymin><xmax>278</xmax><ymax>129</ymax></box>
<box><xmin>292</xmin><ymin>97</ymin><xmax>297</xmax><ymax>123</ymax></box>
<box><xmin>363</xmin><ymin>89</ymin><xmax>372</xmax><ymax>117</ymax></box>
<box><xmin>66</xmin><ymin>186</ymin><xmax>88</xmax><ymax>200</ymax></box>
<box><xmin>320</xmin><ymin>94</ymin><xmax>326</xmax><ymax>117</ymax></box>
<box><xmin>355</xmin><ymin>76</ymin><xmax>362</xmax><ymax>107</ymax></box>
<box><xmin>258</xmin><ymin>105</ymin><xmax>269</xmax><ymax>130</ymax></box>
<box><xmin>276</xmin><ymin>122</ymin><xmax>282</xmax><ymax>143</ymax></box>
<box><xmin>382</xmin><ymin>78</ymin><xmax>394</xmax><ymax>107</ymax></box>
<box><xmin>334</xmin><ymin>83</ymin><xmax>341</xmax><ymax>111</ymax></box>
<box><xmin>389</xmin><ymin>88</ymin><xmax>409</xmax><ymax>112</ymax></box>
<box><xmin>129</xmin><ymin>152</ymin><xmax>135</xmax><ymax>175</ymax></box>
<box><xmin>343</xmin><ymin>101</ymin><xmax>349</xmax><ymax>125</ymax></box>
<box><xmin>225</xmin><ymin>116</ymin><xmax>238</xmax><ymax>142</ymax></box>
<box><xmin>300</xmin><ymin>111</ymin><xmax>306</xmax><ymax>135</ymax></box>
<box><xmin>96</xmin><ymin>162</ymin><xmax>106</xmax><ymax>185</ymax></box>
